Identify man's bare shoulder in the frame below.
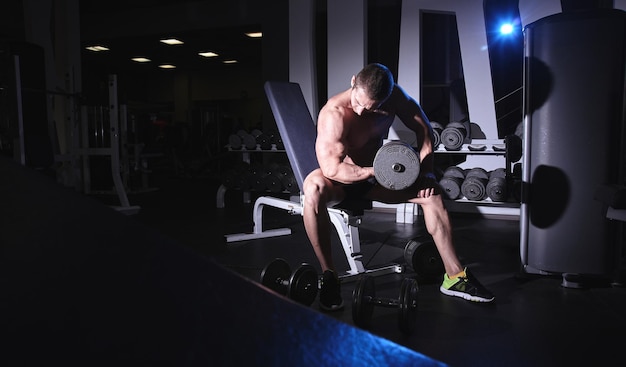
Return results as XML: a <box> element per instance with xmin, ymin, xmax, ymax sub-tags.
<box><xmin>388</xmin><ymin>84</ymin><xmax>418</xmax><ymax>106</ymax></box>
<box><xmin>319</xmin><ymin>92</ymin><xmax>350</xmax><ymax>123</ymax></box>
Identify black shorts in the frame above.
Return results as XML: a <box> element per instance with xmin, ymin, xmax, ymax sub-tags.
<box><xmin>336</xmin><ymin>180</ymin><xmax>376</xmax><ymax>208</ymax></box>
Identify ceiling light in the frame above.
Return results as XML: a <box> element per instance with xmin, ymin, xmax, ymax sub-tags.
<box><xmin>131</xmin><ymin>57</ymin><xmax>151</xmax><ymax>63</ymax></box>
<box><xmin>158</xmin><ymin>64</ymin><xmax>176</xmax><ymax>69</ymax></box>
<box><xmin>245</xmin><ymin>32</ymin><xmax>263</xmax><ymax>38</ymax></box>
<box><xmin>85</xmin><ymin>45</ymin><xmax>109</xmax><ymax>52</ymax></box>
<box><xmin>160</xmin><ymin>38</ymin><xmax>184</xmax><ymax>45</ymax></box>
<box><xmin>222</xmin><ymin>60</ymin><xmax>238</xmax><ymax>64</ymax></box>
<box><xmin>198</xmin><ymin>51</ymin><xmax>219</xmax><ymax>58</ymax></box>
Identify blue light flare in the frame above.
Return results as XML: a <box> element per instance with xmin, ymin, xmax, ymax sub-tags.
<box><xmin>500</xmin><ymin>23</ymin><xmax>514</xmax><ymax>35</ymax></box>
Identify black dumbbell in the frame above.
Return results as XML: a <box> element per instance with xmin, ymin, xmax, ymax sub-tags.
<box><xmin>260</xmin><ymin>258</ymin><xmax>318</xmax><ymax>306</ymax></box>
<box><xmin>441</xmin><ymin>121</ymin><xmax>469</xmax><ymax>151</ymax></box>
<box><xmin>352</xmin><ymin>275</ymin><xmax>419</xmax><ymax>334</ymax></box>
<box><xmin>404</xmin><ymin>236</ymin><xmax>444</xmax><ymax>282</ymax></box>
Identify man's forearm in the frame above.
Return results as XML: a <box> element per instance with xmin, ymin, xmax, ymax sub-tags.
<box><xmin>323</xmin><ymin>163</ymin><xmax>374</xmax><ymax>184</ymax></box>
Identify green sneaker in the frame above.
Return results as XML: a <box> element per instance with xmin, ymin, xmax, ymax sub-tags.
<box><xmin>440</xmin><ymin>268</ymin><xmax>495</xmax><ymax>303</ymax></box>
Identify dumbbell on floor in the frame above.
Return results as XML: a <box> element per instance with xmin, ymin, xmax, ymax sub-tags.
<box><xmin>404</xmin><ymin>236</ymin><xmax>444</xmax><ymax>282</ymax></box>
<box><xmin>352</xmin><ymin>275</ymin><xmax>419</xmax><ymax>334</ymax></box>
<box><xmin>260</xmin><ymin>258</ymin><xmax>318</xmax><ymax>306</ymax></box>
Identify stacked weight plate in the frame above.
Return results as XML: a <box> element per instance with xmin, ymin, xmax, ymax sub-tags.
<box><xmin>486</xmin><ymin>168</ymin><xmax>508</xmax><ymax>202</ymax></box>
<box><xmin>439</xmin><ymin>166</ymin><xmax>465</xmax><ymax>200</ymax></box>
<box><xmin>440</xmin><ymin>166</ymin><xmax>510</xmax><ymax>202</ymax></box>
<box><xmin>461</xmin><ymin>167</ymin><xmax>489</xmax><ymax>201</ymax></box>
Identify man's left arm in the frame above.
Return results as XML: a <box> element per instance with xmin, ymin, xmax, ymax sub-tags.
<box><xmin>392</xmin><ymin>86</ymin><xmax>436</xmax><ymax>180</ymax></box>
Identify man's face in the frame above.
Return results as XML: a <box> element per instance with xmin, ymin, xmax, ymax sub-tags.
<box><xmin>350</xmin><ymin>86</ymin><xmax>381</xmax><ymax>116</ymax></box>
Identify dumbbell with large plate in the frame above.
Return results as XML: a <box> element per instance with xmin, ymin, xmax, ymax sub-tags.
<box><xmin>486</xmin><ymin>168</ymin><xmax>508</xmax><ymax>202</ymax></box>
<box><xmin>260</xmin><ymin>258</ymin><xmax>319</xmax><ymax>306</ymax></box>
<box><xmin>373</xmin><ymin>141</ymin><xmax>420</xmax><ymax>190</ymax></box>
<box><xmin>352</xmin><ymin>275</ymin><xmax>419</xmax><ymax>334</ymax></box>
<box><xmin>461</xmin><ymin>167</ymin><xmax>489</xmax><ymax>201</ymax></box>
<box><xmin>441</xmin><ymin>121</ymin><xmax>469</xmax><ymax>151</ymax></box>
<box><xmin>439</xmin><ymin>166</ymin><xmax>466</xmax><ymax>200</ymax></box>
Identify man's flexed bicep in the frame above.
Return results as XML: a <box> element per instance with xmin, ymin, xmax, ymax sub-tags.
<box><xmin>315</xmin><ymin>108</ymin><xmax>373</xmax><ymax>184</ymax></box>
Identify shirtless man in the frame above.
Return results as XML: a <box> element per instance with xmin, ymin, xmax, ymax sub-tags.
<box><xmin>302</xmin><ymin>63</ymin><xmax>494</xmax><ymax>311</ymax></box>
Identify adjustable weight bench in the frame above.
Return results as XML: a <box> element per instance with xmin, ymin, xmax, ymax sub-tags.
<box><xmin>224</xmin><ymin>81</ymin><xmax>403</xmax><ymax>279</ymax></box>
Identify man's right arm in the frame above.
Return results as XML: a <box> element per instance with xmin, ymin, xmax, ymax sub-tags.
<box><xmin>315</xmin><ymin>108</ymin><xmax>374</xmax><ymax>184</ymax></box>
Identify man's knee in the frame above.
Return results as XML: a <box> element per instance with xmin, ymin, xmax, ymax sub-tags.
<box><xmin>304</xmin><ymin>173</ymin><xmax>322</xmax><ymax>196</ymax></box>
<box><xmin>304</xmin><ymin>173</ymin><xmax>329</xmax><ymax>206</ymax></box>
<box><xmin>304</xmin><ymin>172</ymin><xmax>344</xmax><ymax>209</ymax></box>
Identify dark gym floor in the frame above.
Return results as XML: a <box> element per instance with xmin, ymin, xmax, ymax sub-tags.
<box><xmin>124</xmin><ymin>168</ymin><xmax>626</xmax><ymax>367</ymax></box>
<box><xmin>4</xmin><ymin>160</ymin><xmax>626</xmax><ymax>367</ymax></box>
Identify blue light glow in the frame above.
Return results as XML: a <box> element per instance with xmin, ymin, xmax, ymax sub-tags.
<box><xmin>500</xmin><ymin>23</ymin><xmax>514</xmax><ymax>35</ymax></box>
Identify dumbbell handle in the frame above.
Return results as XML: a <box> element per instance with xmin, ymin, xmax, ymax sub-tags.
<box><xmin>365</xmin><ymin>295</ymin><xmax>400</xmax><ymax>308</ymax></box>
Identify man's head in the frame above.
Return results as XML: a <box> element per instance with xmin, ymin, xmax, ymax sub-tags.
<box><xmin>350</xmin><ymin>63</ymin><xmax>394</xmax><ymax>115</ymax></box>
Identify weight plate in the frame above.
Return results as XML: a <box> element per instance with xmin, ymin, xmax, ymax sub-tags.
<box><xmin>281</xmin><ymin>174</ymin><xmax>299</xmax><ymax>193</ymax></box>
<box><xmin>352</xmin><ymin>276</ymin><xmax>376</xmax><ymax>328</ymax></box>
<box><xmin>404</xmin><ymin>238</ymin><xmax>444</xmax><ymax>281</ymax></box>
<box><xmin>443</xmin><ymin>166</ymin><xmax>466</xmax><ymax>179</ymax></box>
<box><xmin>264</xmin><ymin>173</ymin><xmax>283</xmax><ymax>193</ymax></box>
<box><xmin>398</xmin><ymin>278</ymin><xmax>419</xmax><ymax>334</ymax></box>
<box><xmin>489</xmin><ymin>167</ymin><xmax>506</xmax><ymax>179</ymax></box>
<box><xmin>288</xmin><ymin>263</ymin><xmax>319</xmax><ymax>306</ymax></box>
<box><xmin>256</xmin><ymin>133</ymin><xmax>272</xmax><ymax>150</ymax></box>
<box><xmin>441</xmin><ymin>122</ymin><xmax>467</xmax><ymax>151</ymax></box>
<box><xmin>430</xmin><ymin>121</ymin><xmax>444</xmax><ymax>132</ymax></box>
<box><xmin>439</xmin><ymin>176</ymin><xmax>463</xmax><ymax>200</ymax></box>
<box><xmin>373</xmin><ymin>141</ymin><xmax>420</xmax><ymax>191</ymax></box>
<box><xmin>241</xmin><ymin>133</ymin><xmax>257</xmax><ymax>150</ymax></box>
<box><xmin>228</xmin><ymin>134</ymin><xmax>243</xmax><ymax>149</ymax></box>
<box><xmin>461</xmin><ymin>176</ymin><xmax>488</xmax><ymax>201</ymax></box>
<box><xmin>260</xmin><ymin>258</ymin><xmax>291</xmax><ymax>295</ymax></box>
<box><xmin>465</xmin><ymin>167</ymin><xmax>489</xmax><ymax>180</ymax></box>
<box><xmin>431</xmin><ymin>121</ymin><xmax>444</xmax><ymax>149</ymax></box>
<box><xmin>486</xmin><ymin>176</ymin><xmax>508</xmax><ymax>202</ymax></box>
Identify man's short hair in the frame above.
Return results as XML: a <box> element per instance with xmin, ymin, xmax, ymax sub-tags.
<box><xmin>354</xmin><ymin>63</ymin><xmax>394</xmax><ymax>102</ymax></box>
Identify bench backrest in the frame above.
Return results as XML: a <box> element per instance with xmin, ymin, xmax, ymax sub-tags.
<box><xmin>264</xmin><ymin>81</ymin><xmax>319</xmax><ymax>193</ymax></box>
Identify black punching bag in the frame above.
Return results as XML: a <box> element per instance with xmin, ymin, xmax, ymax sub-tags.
<box><xmin>521</xmin><ymin>9</ymin><xmax>626</xmax><ymax>279</ymax></box>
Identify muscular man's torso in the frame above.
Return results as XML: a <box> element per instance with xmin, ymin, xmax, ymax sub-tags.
<box><xmin>324</xmin><ymin>89</ymin><xmax>399</xmax><ymax>167</ymax></box>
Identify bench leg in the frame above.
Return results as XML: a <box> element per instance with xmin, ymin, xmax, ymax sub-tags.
<box><xmin>328</xmin><ymin>208</ymin><xmax>404</xmax><ymax>281</ymax></box>
<box><xmin>328</xmin><ymin>209</ymin><xmax>365</xmax><ymax>275</ymax></box>
<box><xmin>224</xmin><ymin>196</ymin><xmax>300</xmax><ymax>242</ymax></box>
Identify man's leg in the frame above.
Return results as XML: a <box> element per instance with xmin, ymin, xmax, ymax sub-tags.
<box><xmin>302</xmin><ymin>169</ymin><xmax>341</xmax><ymax>272</ymax></box>
<box><xmin>415</xmin><ymin>195</ymin><xmax>463</xmax><ymax>276</ymax></box>
<box><xmin>302</xmin><ymin>169</ymin><xmax>345</xmax><ymax>311</ymax></box>
<box><xmin>366</xmin><ymin>183</ymin><xmax>464</xmax><ymax>275</ymax></box>
<box><xmin>417</xmin><ymin>195</ymin><xmax>495</xmax><ymax>302</ymax></box>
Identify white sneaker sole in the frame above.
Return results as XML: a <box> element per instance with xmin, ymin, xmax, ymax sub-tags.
<box><xmin>440</xmin><ymin>286</ymin><xmax>495</xmax><ymax>302</ymax></box>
